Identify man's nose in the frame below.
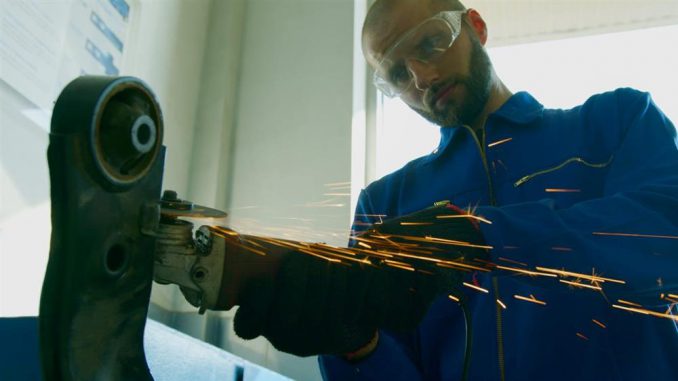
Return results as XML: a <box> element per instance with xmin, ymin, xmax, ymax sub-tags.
<box><xmin>406</xmin><ymin>59</ymin><xmax>440</xmax><ymax>90</ymax></box>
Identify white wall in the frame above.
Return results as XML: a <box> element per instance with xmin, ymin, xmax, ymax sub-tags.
<box><xmin>0</xmin><ymin>79</ymin><xmax>52</xmax><ymax>316</ymax></box>
<box><xmin>220</xmin><ymin>1</ymin><xmax>355</xmax><ymax>379</ymax></box>
<box><xmin>226</xmin><ymin>0</ymin><xmax>354</xmax><ymax>245</ymax></box>
<box><xmin>187</xmin><ymin>0</ymin><xmax>246</xmax><ymax>210</ymax></box>
<box><xmin>0</xmin><ymin>0</ymin><xmax>211</xmax><ymax>317</ymax></box>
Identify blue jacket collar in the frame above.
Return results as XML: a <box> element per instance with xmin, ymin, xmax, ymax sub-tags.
<box><xmin>490</xmin><ymin>91</ymin><xmax>544</xmax><ymax>125</ymax></box>
<box><xmin>428</xmin><ymin>92</ymin><xmax>543</xmax><ymax>163</ymax></box>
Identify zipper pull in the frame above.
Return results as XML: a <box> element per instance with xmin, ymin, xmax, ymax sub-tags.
<box><xmin>514</xmin><ymin>175</ymin><xmax>531</xmax><ymax>187</ymax></box>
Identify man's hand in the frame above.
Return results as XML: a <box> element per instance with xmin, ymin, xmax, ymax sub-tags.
<box><xmin>232</xmin><ymin>251</ymin><xmax>443</xmax><ymax>356</ymax></box>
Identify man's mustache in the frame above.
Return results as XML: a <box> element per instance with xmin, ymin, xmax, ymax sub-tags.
<box><xmin>424</xmin><ymin>78</ymin><xmax>463</xmax><ymax>112</ymax></box>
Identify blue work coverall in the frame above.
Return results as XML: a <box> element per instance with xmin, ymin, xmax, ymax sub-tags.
<box><xmin>319</xmin><ymin>89</ymin><xmax>678</xmax><ymax>380</ymax></box>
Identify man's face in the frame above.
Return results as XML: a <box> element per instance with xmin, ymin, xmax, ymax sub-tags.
<box><xmin>363</xmin><ymin>1</ymin><xmax>493</xmax><ymax>127</ymax></box>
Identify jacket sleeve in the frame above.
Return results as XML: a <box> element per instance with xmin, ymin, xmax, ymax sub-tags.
<box><xmin>477</xmin><ymin>91</ymin><xmax>678</xmax><ymax>306</ymax></box>
<box><xmin>318</xmin><ymin>190</ymin><xmax>424</xmax><ymax>380</ymax></box>
<box><xmin>318</xmin><ymin>331</ymin><xmax>423</xmax><ymax>381</ymax></box>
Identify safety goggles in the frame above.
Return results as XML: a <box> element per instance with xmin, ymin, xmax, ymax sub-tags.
<box><xmin>373</xmin><ymin>10</ymin><xmax>466</xmax><ymax>98</ymax></box>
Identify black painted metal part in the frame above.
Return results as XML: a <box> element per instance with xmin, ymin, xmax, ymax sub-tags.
<box><xmin>40</xmin><ymin>76</ymin><xmax>165</xmax><ymax>380</ymax></box>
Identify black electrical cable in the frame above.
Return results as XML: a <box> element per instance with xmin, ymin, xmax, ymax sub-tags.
<box><xmin>459</xmin><ymin>299</ymin><xmax>473</xmax><ymax>381</ymax></box>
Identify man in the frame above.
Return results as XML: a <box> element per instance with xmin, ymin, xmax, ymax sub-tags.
<box><xmin>232</xmin><ymin>0</ymin><xmax>678</xmax><ymax>379</ymax></box>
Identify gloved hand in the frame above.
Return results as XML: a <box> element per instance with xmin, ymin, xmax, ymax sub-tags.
<box><xmin>232</xmin><ymin>202</ymin><xmax>489</xmax><ymax>357</ymax></box>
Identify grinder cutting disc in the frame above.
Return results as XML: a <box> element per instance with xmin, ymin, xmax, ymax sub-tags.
<box><xmin>159</xmin><ymin>190</ymin><xmax>228</xmax><ymax>219</ymax></box>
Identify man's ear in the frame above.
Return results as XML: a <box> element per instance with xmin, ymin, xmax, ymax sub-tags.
<box><xmin>465</xmin><ymin>9</ymin><xmax>488</xmax><ymax>45</ymax></box>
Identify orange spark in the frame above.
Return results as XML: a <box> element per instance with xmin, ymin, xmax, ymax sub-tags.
<box><xmin>551</xmin><ymin>246</ymin><xmax>573</xmax><ymax>252</ymax></box>
<box><xmin>668</xmin><ymin>294</ymin><xmax>678</xmax><ymax>299</ymax></box>
<box><xmin>436</xmin><ymin>261</ymin><xmax>491</xmax><ymax>272</ymax></box>
<box><xmin>353</xmin><ymin>221</ymin><xmax>375</xmax><ymax>226</ymax></box>
<box><xmin>514</xmin><ymin>294</ymin><xmax>547</xmax><ymax>306</ymax></box>
<box><xmin>559</xmin><ymin>279</ymin><xmax>602</xmax><ymax>291</ymax></box>
<box><xmin>576</xmin><ymin>333</ymin><xmax>589</xmax><ymax>340</ymax></box>
<box><xmin>495</xmin><ymin>265</ymin><xmax>558</xmax><ymax>278</ymax></box>
<box><xmin>448</xmin><ymin>294</ymin><xmax>460</xmax><ymax>302</ymax></box>
<box><xmin>383</xmin><ymin>259</ymin><xmax>412</xmax><ymax>268</ymax></box>
<box><xmin>243</xmin><ymin>238</ymin><xmax>266</xmax><ymax>249</ymax></box>
<box><xmin>352</xmin><ymin>236</ymin><xmax>390</xmax><ymax>245</ymax></box>
<box><xmin>302</xmin><ymin>197</ymin><xmax>346</xmax><ymax>208</ymax></box>
<box><xmin>497</xmin><ymin>257</ymin><xmax>527</xmax><ymax>266</ymax></box>
<box><xmin>545</xmin><ymin>188</ymin><xmax>581</xmax><ymax>193</ymax></box>
<box><xmin>403</xmin><ymin>246</ymin><xmax>438</xmax><ymax>254</ymax></box>
<box><xmin>211</xmin><ymin>226</ymin><xmax>239</xmax><ymax>236</ymax></box>
<box><xmin>257</xmin><ymin>236</ymin><xmax>306</xmax><ymax>251</ymax></box>
<box><xmin>399</xmin><ymin>222</ymin><xmax>434</xmax><ymax>226</ymax></box>
<box><xmin>298</xmin><ymin>248</ymin><xmax>342</xmax><ymax>263</ymax></box>
<box><xmin>436</xmin><ymin>214</ymin><xmax>493</xmax><ymax>224</ymax></box>
<box><xmin>592</xmin><ymin>319</ymin><xmax>607</xmax><ymax>329</ymax></box>
<box><xmin>385</xmin><ymin>251</ymin><xmax>442</xmax><ymax>263</ymax></box>
<box><xmin>423</xmin><ymin>235</ymin><xmax>494</xmax><ymax>250</ymax></box>
<box><xmin>496</xmin><ymin>299</ymin><xmax>507</xmax><ymax>309</ymax></box>
<box><xmin>617</xmin><ymin>299</ymin><xmax>643</xmax><ymax>307</ymax></box>
<box><xmin>487</xmin><ymin>137</ymin><xmax>513</xmax><ymax>148</ymax></box>
<box><xmin>593</xmin><ymin>232</ymin><xmax>678</xmax><ymax>240</ymax></box>
<box><xmin>382</xmin><ymin>234</ymin><xmax>493</xmax><ymax>250</ymax></box>
<box><xmin>315</xmin><ymin>243</ymin><xmax>357</xmax><ymax>256</ymax></box>
<box><xmin>463</xmin><ymin>282</ymin><xmax>489</xmax><ymax>294</ymax></box>
<box><xmin>355</xmin><ymin>249</ymin><xmax>394</xmax><ymax>259</ymax></box>
<box><xmin>253</xmin><ymin>237</ymin><xmax>296</xmax><ymax>250</ymax></box>
<box><xmin>612</xmin><ymin>304</ymin><xmax>678</xmax><ymax>322</ymax></box>
<box><xmin>324</xmin><ymin>181</ymin><xmax>351</xmax><ymax>187</ymax></box>
<box><xmin>535</xmin><ymin>266</ymin><xmax>626</xmax><ymax>284</ymax></box>
<box><xmin>307</xmin><ymin>246</ymin><xmax>371</xmax><ymax>265</ymax></box>
<box><xmin>358</xmin><ymin>242</ymin><xmax>372</xmax><ymax>249</ymax></box>
<box><xmin>384</xmin><ymin>260</ymin><xmax>415</xmax><ymax>272</ymax></box>
<box><xmin>237</xmin><ymin>244</ymin><xmax>267</xmax><ymax>256</ymax></box>
<box><xmin>389</xmin><ymin>247</ymin><xmax>439</xmax><ymax>256</ymax></box>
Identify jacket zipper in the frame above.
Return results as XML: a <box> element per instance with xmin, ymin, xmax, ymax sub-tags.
<box><xmin>492</xmin><ymin>277</ymin><xmax>505</xmax><ymax>381</ymax></box>
<box><xmin>462</xmin><ymin>125</ymin><xmax>504</xmax><ymax>381</ymax></box>
<box><xmin>514</xmin><ymin>156</ymin><xmax>614</xmax><ymax>187</ymax></box>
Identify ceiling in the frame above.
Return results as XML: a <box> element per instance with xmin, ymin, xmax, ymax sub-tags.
<box><xmin>467</xmin><ymin>0</ymin><xmax>678</xmax><ymax>46</ymax></box>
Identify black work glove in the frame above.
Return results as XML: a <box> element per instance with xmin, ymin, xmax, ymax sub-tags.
<box><xmin>232</xmin><ymin>202</ymin><xmax>488</xmax><ymax>357</ymax></box>
<box><xmin>233</xmin><ymin>253</ymin><xmax>445</xmax><ymax>356</ymax></box>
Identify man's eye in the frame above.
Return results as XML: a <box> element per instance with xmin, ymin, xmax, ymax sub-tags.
<box><xmin>418</xmin><ymin>35</ymin><xmax>444</xmax><ymax>57</ymax></box>
<box><xmin>389</xmin><ymin>65</ymin><xmax>410</xmax><ymax>85</ymax></box>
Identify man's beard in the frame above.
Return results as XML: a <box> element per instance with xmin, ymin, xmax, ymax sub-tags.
<box><xmin>413</xmin><ymin>35</ymin><xmax>493</xmax><ymax>127</ymax></box>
